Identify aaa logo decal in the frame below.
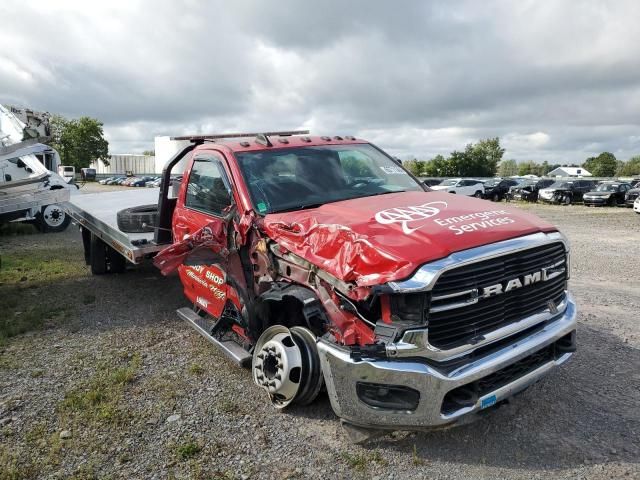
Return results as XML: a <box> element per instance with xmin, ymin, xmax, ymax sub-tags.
<box><xmin>374</xmin><ymin>201</ymin><xmax>448</xmax><ymax>234</ymax></box>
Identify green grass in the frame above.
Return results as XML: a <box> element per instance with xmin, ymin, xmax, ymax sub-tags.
<box><xmin>341</xmin><ymin>450</ymin><xmax>388</xmax><ymax>471</ymax></box>
<box><xmin>0</xmin><ymin>245</ymin><xmax>86</xmax><ymax>345</ymax></box>
<box><xmin>175</xmin><ymin>440</ymin><xmax>202</xmax><ymax>461</ymax></box>
<box><xmin>59</xmin><ymin>354</ymin><xmax>141</xmax><ymax>425</ymax></box>
<box><xmin>188</xmin><ymin>363</ymin><xmax>205</xmax><ymax>376</ymax></box>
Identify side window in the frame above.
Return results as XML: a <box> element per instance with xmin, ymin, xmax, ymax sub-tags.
<box><xmin>185</xmin><ymin>156</ymin><xmax>232</xmax><ymax>216</ymax></box>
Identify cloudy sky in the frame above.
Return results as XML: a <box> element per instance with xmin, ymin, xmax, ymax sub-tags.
<box><xmin>2</xmin><ymin>1</ymin><xmax>639</xmax><ymax>163</ymax></box>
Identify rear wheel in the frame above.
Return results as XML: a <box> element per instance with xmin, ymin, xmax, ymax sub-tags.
<box><xmin>473</xmin><ymin>191</ymin><xmax>482</xmax><ymax>198</ymax></box>
<box><xmin>90</xmin><ymin>234</ymin><xmax>108</xmax><ymax>275</ymax></box>
<box><xmin>252</xmin><ymin>325</ymin><xmax>323</xmax><ymax>409</ymax></box>
<box><xmin>107</xmin><ymin>245</ymin><xmax>127</xmax><ymax>273</ymax></box>
<box><xmin>35</xmin><ymin>204</ymin><xmax>71</xmax><ymax>233</ymax></box>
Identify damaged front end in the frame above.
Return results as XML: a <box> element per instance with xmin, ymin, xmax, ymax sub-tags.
<box><xmin>267</xmin><ymin>228</ymin><xmax>577</xmax><ymax>430</ymax></box>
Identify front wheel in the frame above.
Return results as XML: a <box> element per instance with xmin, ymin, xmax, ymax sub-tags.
<box><xmin>253</xmin><ymin>325</ymin><xmax>323</xmax><ymax>409</ymax></box>
<box><xmin>492</xmin><ymin>192</ymin><xmax>500</xmax><ymax>202</ymax></box>
<box><xmin>563</xmin><ymin>195</ymin><xmax>572</xmax><ymax>205</ymax></box>
<box><xmin>35</xmin><ymin>204</ymin><xmax>71</xmax><ymax>233</ymax></box>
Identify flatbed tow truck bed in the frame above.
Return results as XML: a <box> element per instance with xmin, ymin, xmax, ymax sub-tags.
<box><xmin>63</xmin><ymin>188</ymin><xmax>166</xmax><ymax>264</ymax></box>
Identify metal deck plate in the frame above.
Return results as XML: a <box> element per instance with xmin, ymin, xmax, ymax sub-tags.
<box><xmin>64</xmin><ymin>188</ymin><xmax>164</xmax><ymax>263</ymax></box>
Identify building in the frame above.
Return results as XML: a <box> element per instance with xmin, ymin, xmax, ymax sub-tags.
<box><xmin>154</xmin><ymin>136</ymin><xmax>191</xmax><ymax>174</ymax></box>
<box><xmin>547</xmin><ymin>166</ymin><xmax>592</xmax><ymax>177</ymax></box>
<box><xmin>90</xmin><ymin>154</ymin><xmax>156</xmax><ymax>176</ymax></box>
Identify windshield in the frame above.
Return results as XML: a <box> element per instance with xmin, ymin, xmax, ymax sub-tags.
<box><xmin>234</xmin><ymin>144</ymin><xmax>423</xmax><ymax>214</ymax></box>
<box><xmin>595</xmin><ymin>183</ymin><xmax>618</xmax><ymax>192</ymax></box>
<box><xmin>549</xmin><ymin>181</ymin><xmax>571</xmax><ymax>189</ymax></box>
<box><xmin>484</xmin><ymin>179</ymin><xmax>500</xmax><ymax>187</ymax></box>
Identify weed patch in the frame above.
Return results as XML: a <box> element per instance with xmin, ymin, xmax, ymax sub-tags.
<box><xmin>59</xmin><ymin>354</ymin><xmax>141</xmax><ymax>425</ymax></box>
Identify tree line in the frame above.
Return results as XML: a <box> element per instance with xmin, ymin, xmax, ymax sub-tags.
<box><xmin>403</xmin><ymin>138</ymin><xmax>640</xmax><ymax>178</ymax></box>
<box><xmin>47</xmin><ymin>115</ymin><xmax>110</xmax><ymax>169</ymax></box>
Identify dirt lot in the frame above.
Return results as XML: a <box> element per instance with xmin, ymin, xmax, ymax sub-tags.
<box><xmin>1</xmin><ymin>195</ymin><xmax>639</xmax><ymax>479</ymax></box>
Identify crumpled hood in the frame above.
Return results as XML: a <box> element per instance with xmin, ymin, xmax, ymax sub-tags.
<box><xmin>262</xmin><ymin>190</ymin><xmax>557</xmax><ymax>287</ymax></box>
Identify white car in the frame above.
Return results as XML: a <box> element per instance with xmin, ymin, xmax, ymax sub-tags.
<box><xmin>634</xmin><ymin>195</ymin><xmax>640</xmax><ymax>214</ymax></box>
<box><xmin>430</xmin><ymin>178</ymin><xmax>484</xmax><ymax>197</ymax></box>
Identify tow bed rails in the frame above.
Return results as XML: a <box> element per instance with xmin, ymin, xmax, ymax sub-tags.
<box><xmin>63</xmin><ymin>188</ymin><xmax>166</xmax><ymax>264</ymax></box>
<box><xmin>0</xmin><ymin>187</ymin><xmax>69</xmax><ymax>216</ymax></box>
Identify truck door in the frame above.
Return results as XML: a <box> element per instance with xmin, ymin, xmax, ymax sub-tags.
<box><xmin>173</xmin><ymin>152</ymin><xmax>236</xmax><ymax>319</ymax></box>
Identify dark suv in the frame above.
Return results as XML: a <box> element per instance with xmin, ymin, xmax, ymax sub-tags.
<box><xmin>538</xmin><ymin>179</ymin><xmax>597</xmax><ymax>204</ymax></box>
<box><xmin>583</xmin><ymin>181</ymin><xmax>632</xmax><ymax>207</ymax></box>
<box><xmin>483</xmin><ymin>178</ymin><xmax>520</xmax><ymax>201</ymax></box>
<box><xmin>624</xmin><ymin>183</ymin><xmax>640</xmax><ymax>207</ymax></box>
<box><xmin>509</xmin><ymin>178</ymin><xmax>555</xmax><ymax>202</ymax></box>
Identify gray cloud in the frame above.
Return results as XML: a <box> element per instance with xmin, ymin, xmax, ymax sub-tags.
<box><xmin>1</xmin><ymin>0</ymin><xmax>639</xmax><ymax>163</ymax></box>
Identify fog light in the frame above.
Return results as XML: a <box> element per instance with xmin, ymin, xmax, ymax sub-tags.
<box><xmin>356</xmin><ymin>382</ymin><xmax>420</xmax><ymax>411</ymax></box>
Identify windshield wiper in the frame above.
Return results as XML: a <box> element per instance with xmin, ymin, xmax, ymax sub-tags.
<box><xmin>272</xmin><ymin>203</ymin><xmax>325</xmax><ymax>213</ymax></box>
<box><xmin>367</xmin><ymin>190</ymin><xmax>406</xmax><ymax>197</ymax></box>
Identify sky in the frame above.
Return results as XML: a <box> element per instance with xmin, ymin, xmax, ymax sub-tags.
<box><xmin>1</xmin><ymin>0</ymin><xmax>640</xmax><ymax>164</ymax></box>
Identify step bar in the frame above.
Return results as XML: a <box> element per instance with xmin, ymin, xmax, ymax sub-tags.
<box><xmin>177</xmin><ymin>307</ymin><xmax>252</xmax><ymax>367</ymax></box>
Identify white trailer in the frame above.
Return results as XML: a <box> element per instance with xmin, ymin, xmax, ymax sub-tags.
<box><xmin>0</xmin><ymin>104</ymin><xmax>73</xmax><ymax>231</ymax></box>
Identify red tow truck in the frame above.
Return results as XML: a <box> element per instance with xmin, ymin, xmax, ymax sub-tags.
<box><xmin>64</xmin><ymin>131</ymin><xmax>577</xmax><ymax>437</ymax></box>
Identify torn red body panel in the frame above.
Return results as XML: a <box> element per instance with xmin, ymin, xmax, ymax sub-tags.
<box><xmin>153</xmin><ymin>220</ymin><xmax>228</xmax><ymax>276</ymax></box>
<box><xmin>263</xmin><ymin>190</ymin><xmax>557</xmax><ymax>287</ymax></box>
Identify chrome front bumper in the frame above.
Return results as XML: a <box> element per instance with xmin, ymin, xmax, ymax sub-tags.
<box><xmin>318</xmin><ymin>293</ymin><xmax>577</xmax><ymax>430</ymax></box>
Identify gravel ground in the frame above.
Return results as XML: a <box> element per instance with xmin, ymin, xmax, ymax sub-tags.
<box><xmin>1</xmin><ymin>194</ymin><xmax>639</xmax><ymax>479</ymax></box>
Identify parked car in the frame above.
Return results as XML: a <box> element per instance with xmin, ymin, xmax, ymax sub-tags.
<box><xmin>509</xmin><ymin>179</ymin><xmax>554</xmax><ymax>202</ymax></box>
<box><xmin>583</xmin><ymin>181</ymin><xmax>632</xmax><ymax>207</ymax></box>
<box><xmin>105</xmin><ymin>176</ymin><xmax>125</xmax><ymax>185</ymax></box>
<box><xmin>482</xmin><ymin>178</ymin><xmax>520</xmax><ymax>201</ymax></box>
<box><xmin>130</xmin><ymin>176</ymin><xmax>156</xmax><ymax>187</ymax></box>
<box><xmin>430</xmin><ymin>178</ymin><xmax>484</xmax><ymax>197</ymax></box>
<box><xmin>99</xmin><ymin>176</ymin><xmax>115</xmax><ymax>185</ymax></box>
<box><xmin>538</xmin><ymin>180</ymin><xmax>597</xmax><ymax>204</ymax></box>
<box><xmin>421</xmin><ymin>178</ymin><xmax>442</xmax><ymax>187</ymax></box>
<box><xmin>625</xmin><ymin>185</ymin><xmax>640</xmax><ymax>207</ymax></box>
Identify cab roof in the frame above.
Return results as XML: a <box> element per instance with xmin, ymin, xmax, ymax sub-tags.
<box><xmin>174</xmin><ymin>131</ymin><xmax>368</xmax><ymax>154</ymax></box>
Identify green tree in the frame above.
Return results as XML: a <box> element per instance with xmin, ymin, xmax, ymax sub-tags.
<box><xmin>402</xmin><ymin>159</ymin><xmax>424</xmax><ymax>176</ymax></box>
<box><xmin>619</xmin><ymin>155</ymin><xmax>640</xmax><ymax>176</ymax></box>
<box><xmin>498</xmin><ymin>159</ymin><xmax>518</xmax><ymax>177</ymax></box>
<box><xmin>48</xmin><ymin>115</ymin><xmax>110</xmax><ymax>168</ymax></box>
<box><xmin>423</xmin><ymin>154</ymin><xmax>451</xmax><ymax>176</ymax></box>
<box><xmin>518</xmin><ymin>160</ymin><xmax>538</xmax><ymax>176</ymax></box>
<box><xmin>583</xmin><ymin>152</ymin><xmax>617</xmax><ymax>177</ymax></box>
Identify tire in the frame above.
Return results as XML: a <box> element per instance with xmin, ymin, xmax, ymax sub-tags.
<box><xmin>107</xmin><ymin>246</ymin><xmax>127</xmax><ymax>273</ymax></box>
<box><xmin>90</xmin><ymin>234</ymin><xmax>108</xmax><ymax>275</ymax></box>
<box><xmin>81</xmin><ymin>227</ymin><xmax>91</xmax><ymax>265</ymax></box>
<box><xmin>492</xmin><ymin>192</ymin><xmax>500</xmax><ymax>202</ymax></box>
<box><xmin>563</xmin><ymin>195</ymin><xmax>572</xmax><ymax>205</ymax></box>
<box><xmin>474</xmin><ymin>191</ymin><xmax>482</xmax><ymax>198</ymax></box>
<box><xmin>117</xmin><ymin>205</ymin><xmax>157</xmax><ymax>233</ymax></box>
<box><xmin>35</xmin><ymin>204</ymin><xmax>71</xmax><ymax>233</ymax></box>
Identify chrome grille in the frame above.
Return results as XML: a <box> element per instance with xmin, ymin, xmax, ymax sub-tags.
<box><xmin>427</xmin><ymin>242</ymin><xmax>567</xmax><ymax>349</ymax></box>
